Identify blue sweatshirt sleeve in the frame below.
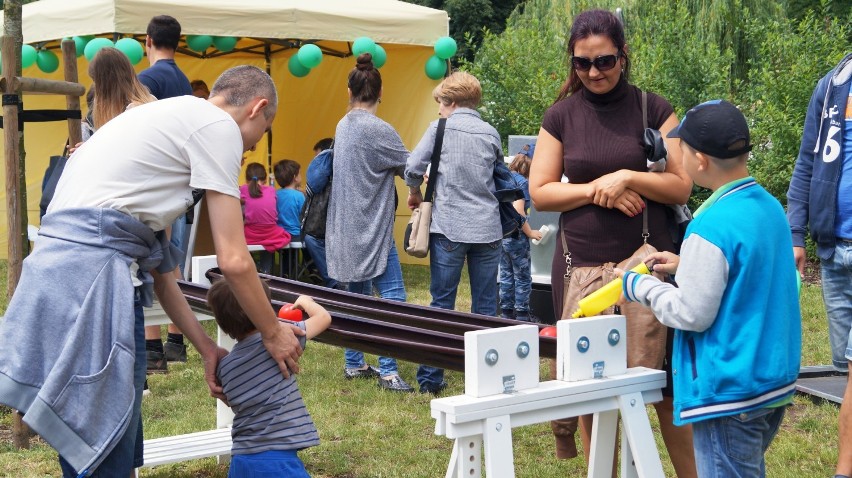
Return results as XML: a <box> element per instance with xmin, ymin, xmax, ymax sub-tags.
<box><xmin>786</xmin><ymin>73</ymin><xmax>829</xmax><ymax>248</ymax></box>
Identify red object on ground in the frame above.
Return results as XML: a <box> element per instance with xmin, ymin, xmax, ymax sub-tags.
<box><xmin>539</xmin><ymin>326</ymin><xmax>557</xmax><ymax>338</ymax></box>
<box><xmin>277</xmin><ymin>304</ymin><xmax>304</xmax><ymax>322</ymax></box>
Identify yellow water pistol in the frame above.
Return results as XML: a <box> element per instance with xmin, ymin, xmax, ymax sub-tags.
<box><xmin>571</xmin><ymin>262</ymin><xmax>651</xmax><ymax>318</ymax></box>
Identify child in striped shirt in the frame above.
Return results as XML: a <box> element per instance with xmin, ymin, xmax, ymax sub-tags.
<box><xmin>209</xmin><ymin>279</ymin><xmax>331</xmax><ymax>478</ymax></box>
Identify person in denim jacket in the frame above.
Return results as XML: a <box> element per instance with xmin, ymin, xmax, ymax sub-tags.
<box><xmin>499</xmin><ymin>144</ymin><xmax>543</xmax><ymax>321</ymax></box>
<box><xmin>786</xmin><ymin>52</ymin><xmax>852</xmax><ymax>478</ymax></box>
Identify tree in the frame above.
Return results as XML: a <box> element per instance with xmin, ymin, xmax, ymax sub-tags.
<box><xmin>404</xmin><ymin>0</ymin><xmax>523</xmax><ymax>61</ymax></box>
<box><xmin>788</xmin><ymin>0</ymin><xmax>852</xmax><ymax>21</ymax></box>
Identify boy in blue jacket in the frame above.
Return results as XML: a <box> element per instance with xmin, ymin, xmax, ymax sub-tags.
<box><xmin>618</xmin><ymin>100</ymin><xmax>801</xmax><ymax>477</ymax></box>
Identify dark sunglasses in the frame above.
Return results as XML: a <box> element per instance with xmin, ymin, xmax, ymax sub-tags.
<box><xmin>571</xmin><ymin>53</ymin><xmax>620</xmax><ymax>72</ymax></box>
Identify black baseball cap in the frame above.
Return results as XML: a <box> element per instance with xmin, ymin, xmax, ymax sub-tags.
<box><xmin>667</xmin><ymin>100</ymin><xmax>752</xmax><ymax>159</ymax></box>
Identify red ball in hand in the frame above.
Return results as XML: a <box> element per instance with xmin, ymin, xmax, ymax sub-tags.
<box><xmin>278</xmin><ymin>304</ymin><xmax>304</xmax><ymax>322</ymax></box>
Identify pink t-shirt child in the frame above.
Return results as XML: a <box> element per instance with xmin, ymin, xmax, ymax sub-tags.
<box><xmin>240</xmin><ymin>183</ymin><xmax>291</xmax><ymax>251</ymax></box>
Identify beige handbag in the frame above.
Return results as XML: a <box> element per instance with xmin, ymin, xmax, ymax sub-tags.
<box><xmin>405</xmin><ymin>202</ymin><xmax>432</xmax><ymax>258</ymax></box>
<box><xmin>404</xmin><ymin>118</ymin><xmax>446</xmax><ymax>258</ymax></box>
<box><xmin>559</xmin><ymin>230</ymin><xmax>667</xmax><ymax>369</ymax></box>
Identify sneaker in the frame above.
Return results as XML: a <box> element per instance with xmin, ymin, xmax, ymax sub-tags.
<box><xmin>146</xmin><ymin>350</ymin><xmax>168</xmax><ymax>374</ymax></box>
<box><xmin>419</xmin><ymin>380</ymin><xmax>448</xmax><ymax>395</ymax></box>
<box><xmin>515</xmin><ymin>311</ymin><xmax>541</xmax><ymax>323</ymax></box>
<box><xmin>142</xmin><ymin>379</ymin><xmax>151</xmax><ymax>398</ymax></box>
<box><xmin>500</xmin><ymin>308</ymin><xmax>515</xmax><ymax>320</ymax></box>
<box><xmin>164</xmin><ymin>342</ymin><xmax>187</xmax><ymax>363</ymax></box>
<box><xmin>378</xmin><ymin>375</ymin><xmax>415</xmax><ymax>393</ymax></box>
<box><xmin>343</xmin><ymin>365</ymin><xmax>380</xmax><ymax>380</ymax></box>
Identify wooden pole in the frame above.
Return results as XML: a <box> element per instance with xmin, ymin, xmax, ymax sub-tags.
<box><xmin>61</xmin><ymin>39</ymin><xmax>82</xmax><ymax>147</ymax></box>
<box><xmin>3</xmin><ymin>0</ymin><xmax>32</xmax><ymax>449</ymax></box>
<box><xmin>2</xmin><ymin>40</ymin><xmax>23</xmax><ymax>315</ymax></box>
<box><xmin>0</xmin><ymin>76</ymin><xmax>85</xmax><ymax>97</ymax></box>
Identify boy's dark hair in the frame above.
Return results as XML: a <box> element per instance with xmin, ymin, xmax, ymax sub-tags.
<box><xmin>274</xmin><ymin>159</ymin><xmax>301</xmax><ymax>187</ymax></box>
<box><xmin>147</xmin><ymin>15</ymin><xmax>182</xmax><ymax>51</ymax></box>
<box><xmin>208</xmin><ymin>279</ymin><xmax>272</xmax><ymax>340</ymax></box>
<box><xmin>313</xmin><ymin>137</ymin><xmax>333</xmax><ymax>152</ymax></box>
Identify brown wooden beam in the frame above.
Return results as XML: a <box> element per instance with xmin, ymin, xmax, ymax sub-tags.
<box><xmin>0</xmin><ymin>76</ymin><xmax>85</xmax><ymax>96</ymax></box>
<box><xmin>61</xmin><ymin>39</ymin><xmax>82</xmax><ymax>146</ymax></box>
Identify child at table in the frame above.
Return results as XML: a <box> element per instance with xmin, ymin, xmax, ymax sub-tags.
<box><xmin>241</xmin><ymin>162</ymin><xmax>291</xmax><ymax>273</ymax></box>
<box><xmin>274</xmin><ymin>159</ymin><xmax>306</xmax><ymax>241</ymax></box>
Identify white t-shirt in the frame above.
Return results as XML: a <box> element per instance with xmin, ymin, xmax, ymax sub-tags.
<box><xmin>49</xmin><ymin>96</ymin><xmax>243</xmax><ymax>231</ymax></box>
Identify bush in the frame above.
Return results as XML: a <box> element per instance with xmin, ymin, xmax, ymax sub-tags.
<box><xmin>741</xmin><ymin>12</ymin><xmax>851</xmax><ymax>203</ymax></box>
<box><xmin>462</xmin><ymin>0</ymin><xmax>570</xmax><ymax>142</ymax></box>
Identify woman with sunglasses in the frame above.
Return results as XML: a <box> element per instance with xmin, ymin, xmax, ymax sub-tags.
<box><xmin>529</xmin><ymin>9</ymin><xmax>696</xmax><ymax>477</ymax></box>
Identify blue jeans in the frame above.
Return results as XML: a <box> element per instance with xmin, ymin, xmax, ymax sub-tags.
<box><xmin>417</xmin><ymin>234</ymin><xmax>501</xmax><ymax>389</ymax></box>
<box><xmin>692</xmin><ymin>406</ymin><xmax>786</xmax><ymax>478</ymax></box>
<box><xmin>344</xmin><ymin>243</ymin><xmax>406</xmax><ymax>377</ymax></box>
<box><xmin>229</xmin><ymin>450</ymin><xmax>309</xmax><ymax>478</ymax></box>
<box><xmin>304</xmin><ymin>234</ymin><xmax>339</xmax><ymax>289</ymax></box>
<box><xmin>60</xmin><ymin>294</ymin><xmax>146</xmax><ymax>477</ymax></box>
<box><xmin>499</xmin><ymin>236</ymin><xmax>532</xmax><ymax>315</ymax></box>
<box><xmin>170</xmin><ymin>214</ymin><xmax>190</xmax><ymax>276</ymax></box>
<box><xmin>822</xmin><ymin>240</ymin><xmax>852</xmax><ymax>371</ymax></box>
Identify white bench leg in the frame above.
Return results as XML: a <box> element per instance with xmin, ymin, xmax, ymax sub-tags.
<box><xmin>448</xmin><ymin>436</ymin><xmax>482</xmax><ymax>478</ymax></box>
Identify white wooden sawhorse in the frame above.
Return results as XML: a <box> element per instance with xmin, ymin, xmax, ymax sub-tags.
<box><xmin>431</xmin><ymin>367</ymin><xmax>666</xmax><ymax>478</ymax></box>
<box><xmin>138</xmin><ymin>255</ymin><xmax>237</xmax><ymax>471</ymax></box>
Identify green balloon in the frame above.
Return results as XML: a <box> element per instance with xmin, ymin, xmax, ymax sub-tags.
<box><xmin>21</xmin><ymin>45</ymin><xmax>37</xmax><ymax>68</ymax></box>
<box><xmin>297</xmin><ymin>44</ymin><xmax>322</xmax><ymax>69</ymax></box>
<box><xmin>425</xmin><ymin>55</ymin><xmax>447</xmax><ymax>80</ymax></box>
<box><xmin>352</xmin><ymin>37</ymin><xmax>376</xmax><ymax>57</ymax></box>
<box><xmin>434</xmin><ymin>36</ymin><xmax>457</xmax><ymax>60</ymax></box>
<box><xmin>186</xmin><ymin>35</ymin><xmax>213</xmax><ymax>53</ymax></box>
<box><xmin>69</xmin><ymin>36</ymin><xmax>91</xmax><ymax>57</ymax></box>
<box><xmin>288</xmin><ymin>54</ymin><xmax>310</xmax><ymax>78</ymax></box>
<box><xmin>115</xmin><ymin>38</ymin><xmax>144</xmax><ymax>65</ymax></box>
<box><xmin>36</xmin><ymin>49</ymin><xmax>60</xmax><ymax>73</ymax></box>
<box><xmin>212</xmin><ymin>36</ymin><xmax>239</xmax><ymax>53</ymax></box>
<box><xmin>373</xmin><ymin>44</ymin><xmax>387</xmax><ymax>68</ymax></box>
<box><xmin>84</xmin><ymin>38</ymin><xmax>115</xmax><ymax>61</ymax></box>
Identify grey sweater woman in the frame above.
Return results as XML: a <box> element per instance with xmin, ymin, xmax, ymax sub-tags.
<box><xmin>326</xmin><ymin>110</ymin><xmax>409</xmax><ymax>282</ymax></box>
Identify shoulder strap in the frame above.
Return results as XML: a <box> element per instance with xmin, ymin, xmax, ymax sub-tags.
<box><xmin>641</xmin><ymin>90</ymin><xmax>649</xmax><ymax>242</ymax></box>
<box><xmin>423</xmin><ymin>118</ymin><xmax>447</xmax><ymax>202</ymax></box>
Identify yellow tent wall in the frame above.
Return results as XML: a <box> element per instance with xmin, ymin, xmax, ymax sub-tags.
<box><xmin>0</xmin><ymin>44</ymin><xmax>438</xmax><ymax>263</ymax></box>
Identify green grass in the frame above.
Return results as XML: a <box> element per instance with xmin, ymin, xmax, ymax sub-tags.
<box><xmin>0</xmin><ymin>265</ymin><xmax>842</xmax><ymax>477</ymax></box>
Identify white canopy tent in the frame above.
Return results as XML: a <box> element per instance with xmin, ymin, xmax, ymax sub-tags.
<box><xmin>2</xmin><ymin>0</ymin><xmax>447</xmax><ymax>46</ymax></box>
<box><xmin>0</xmin><ymin>0</ymin><xmax>449</xmax><ymax>260</ymax></box>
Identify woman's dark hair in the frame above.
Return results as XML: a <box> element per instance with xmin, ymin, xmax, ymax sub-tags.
<box><xmin>244</xmin><ymin>162</ymin><xmax>267</xmax><ymax>198</ymax></box>
<box><xmin>208</xmin><ymin>279</ymin><xmax>272</xmax><ymax>340</ymax></box>
<box><xmin>347</xmin><ymin>53</ymin><xmax>381</xmax><ymax>105</ymax></box>
<box><xmin>273</xmin><ymin>159</ymin><xmax>301</xmax><ymax>188</ymax></box>
<box><xmin>555</xmin><ymin>9</ymin><xmax>630</xmax><ymax>102</ymax></box>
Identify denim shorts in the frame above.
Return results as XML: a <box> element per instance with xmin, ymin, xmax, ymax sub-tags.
<box><xmin>821</xmin><ymin>241</ymin><xmax>852</xmax><ymax>371</ymax></box>
<box><xmin>229</xmin><ymin>450</ymin><xmax>310</xmax><ymax>478</ymax></box>
<box><xmin>691</xmin><ymin>406</ymin><xmax>786</xmax><ymax>477</ymax></box>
